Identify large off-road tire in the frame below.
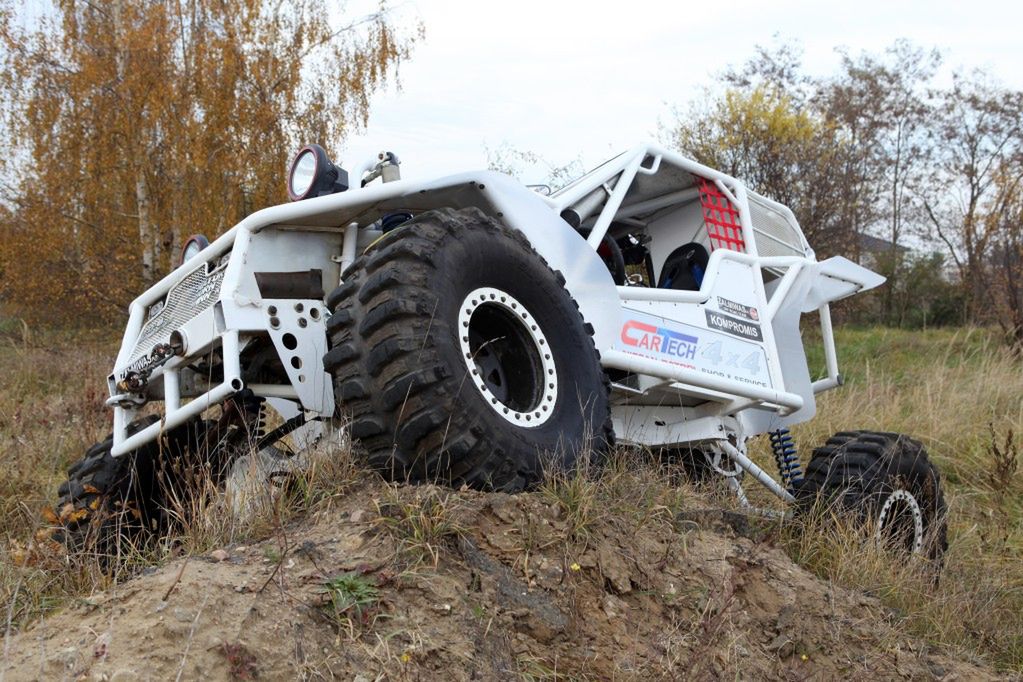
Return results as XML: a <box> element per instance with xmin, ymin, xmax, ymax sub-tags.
<box><xmin>44</xmin><ymin>393</ymin><xmax>282</xmax><ymax>559</ymax></box>
<box><xmin>323</xmin><ymin>207</ymin><xmax>612</xmax><ymax>491</ymax></box>
<box><xmin>43</xmin><ymin>416</ymin><xmax>204</xmax><ymax>558</ymax></box>
<box><xmin>794</xmin><ymin>431</ymin><xmax>948</xmax><ymax>563</ymax></box>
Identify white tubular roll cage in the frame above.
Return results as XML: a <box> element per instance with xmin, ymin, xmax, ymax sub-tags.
<box><xmin>538</xmin><ymin>145</ymin><xmax>880</xmax><ymax>505</ymax></box>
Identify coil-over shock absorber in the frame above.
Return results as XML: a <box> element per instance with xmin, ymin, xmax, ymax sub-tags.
<box><xmin>769</xmin><ymin>428</ymin><xmax>803</xmax><ymax>489</ymax></box>
<box><xmin>236</xmin><ymin>391</ymin><xmax>268</xmax><ymax>441</ymax></box>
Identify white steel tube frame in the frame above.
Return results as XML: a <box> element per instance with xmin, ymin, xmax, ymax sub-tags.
<box><xmin>812</xmin><ymin>303</ymin><xmax>842</xmax><ymax>394</ymax></box>
<box><xmin>112</xmin><ymin>330</ymin><xmax>243</xmax><ymax>455</ymax></box>
<box><xmin>105</xmin><ymin>142</ymin><xmax>865</xmax><ymax>515</ymax></box>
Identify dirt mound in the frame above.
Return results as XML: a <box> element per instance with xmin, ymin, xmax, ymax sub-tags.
<box><xmin>1</xmin><ymin>480</ymin><xmax>1000</xmax><ymax>681</ymax></box>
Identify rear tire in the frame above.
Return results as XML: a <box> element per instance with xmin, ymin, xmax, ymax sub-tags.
<box><xmin>794</xmin><ymin>431</ymin><xmax>948</xmax><ymax>564</ymax></box>
<box><xmin>323</xmin><ymin>207</ymin><xmax>612</xmax><ymax>491</ymax></box>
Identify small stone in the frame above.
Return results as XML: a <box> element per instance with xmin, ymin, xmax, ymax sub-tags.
<box><xmin>776</xmin><ymin>604</ymin><xmax>796</xmax><ymax>630</ymax></box>
<box><xmin>210</xmin><ymin>549</ymin><xmax>230</xmax><ymax>562</ymax></box>
<box><xmin>767</xmin><ymin>633</ymin><xmax>796</xmax><ymax>659</ymax></box>
<box><xmin>483</xmin><ymin>528</ymin><xmax>520</xmax><ymax>552</ymax></box>
<box><xmin>597</xmin><ymin>545</ymin><xmax>632</xmax><ymax>594</ymax></box>
<box><xmin>350</xmin><ymin>509</ymin><xmax>367</xmax><ymax>523</ymax></box>
<box><xmin>533</xmin><ymin>556</ymin><xmax>565</xmax><ymax>588</ymax></box>
<box><xmin>602</xmin><ymin>594</ymin><xmax>629</xmax><ymax>619</ymax></box>
<box><xmin>487</xmin><ymin>494</ymin><xmax>520</xmax><ymax>524</ymax></box>
<box><xmin>109</xmin><ymin>670</ymin><xmax>140</xmax><ymax>682</ymax></box>
<box><xmin>49</xmin><ymin>646</ymin><xmax>78</xmax><ymax>670</ymax></box>
<box><xmin>93</xmin><ymin>632</ymin><xmax>110</xmax><ymax>659</ymax></box>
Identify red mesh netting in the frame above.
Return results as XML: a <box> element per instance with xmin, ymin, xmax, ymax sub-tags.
<box><xmin>694</xmin><ymin>175</ymin><xmax>746</xmax><ymax>252</ymax></box>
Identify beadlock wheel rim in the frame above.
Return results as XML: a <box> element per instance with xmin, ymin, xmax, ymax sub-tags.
<box><xmin>458</xmin><ymin>287</ymin><xmax>558</xmax><ymax>427</ymax></box>
<box><xmin>876</xmin><ymin>488</ymin><xmax>925</xmax><ymax>555</ymax></box>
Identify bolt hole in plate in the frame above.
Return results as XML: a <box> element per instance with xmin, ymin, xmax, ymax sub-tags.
<box><xmin>457</xmin><ymin>287</ymin><xmax>557</xmax><ymax>427</ymax></box>
<box><xmin>876</xmin><ymin>488</ymin><xmax>925</xmax><ymax>555</ymax></box>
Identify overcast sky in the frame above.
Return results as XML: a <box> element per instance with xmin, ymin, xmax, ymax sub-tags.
<box><xmin>336</xmin><ymin>0</ymin><xmax>1023</xmax><ymax>183</ymax></box>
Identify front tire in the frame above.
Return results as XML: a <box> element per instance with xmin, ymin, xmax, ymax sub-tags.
<box><xmin>42</xmin><ymin>395</ymin><xmax>291</xmax><ymax>559</ymax></box>
<box><xmin>42</xmin><ymin>416</ymin><xmax>204</xmax><ymax>558</ymax></box>
<box><xmin>794</xmin><ymin>431</ymin><xmax>948</xmax><ymax>564</ymax></box>
<box><xmin>323</xmin><ymin>207</ymin><xmax>612</xmax><ymax>491</ymax></box>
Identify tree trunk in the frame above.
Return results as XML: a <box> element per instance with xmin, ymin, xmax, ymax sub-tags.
<box><xmin>136</xmin><ymin>174</ymin><xmax>156</xmax><ymax>285</ymax></box>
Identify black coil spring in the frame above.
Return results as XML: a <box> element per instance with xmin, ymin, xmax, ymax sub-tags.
<box><xmin>238</xmin><ymin>393</ymin><xmax>268</xmax><ymax>440</ymax></box>
<box><xmin>769</xmin><ymin>428</ymin><xmax>803</xmax><ymax>488</ymax></box>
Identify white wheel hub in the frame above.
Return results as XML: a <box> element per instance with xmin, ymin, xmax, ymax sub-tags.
<box><xmin>457</xmin><ymin>287</ymin><xmax>558</xmax><ymax>427</ymax></box>
<box><xmin>876</xmin><ymin>488</ymin><xmax>925</xmax><ymax>554</ymax></box>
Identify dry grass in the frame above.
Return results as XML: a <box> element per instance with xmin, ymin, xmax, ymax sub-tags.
<box><xmin>376</xmin><ymin>485</ymin><xmax>466</xmax><ymax>567</ymax></box>
<box><xmin>159</xmin><ymin>434</ymin><xmax>361</xmax><ymax>556</ymax></box>
<box><xmin>0</xmin><ymin>324</ymin><xmax>363</xmax><ymax>629</ymax></box>
<box><xmin>774</xmin><ymin>326</ymin><xmax>1023</xmax><ymax>671</ymax></box>
<box><xmin>0</xmin><ymin>327</ymin><xmax>116</xmax><ymax>627</ymax></box>
<box><xmin>0</xmin><ymin>322</ymin><xmax>1021</xmax><ymax>671</ymax></box>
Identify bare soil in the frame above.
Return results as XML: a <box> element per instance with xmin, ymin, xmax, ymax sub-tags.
<box><xmin>1</xmin><ymin>480</ymin><xmax>1004</xmax><ymax>681</ymax></box>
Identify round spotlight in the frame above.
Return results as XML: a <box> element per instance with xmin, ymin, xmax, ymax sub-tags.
<box><xmin>180</xmin><ymin>234</ymin><xmax>210</xmax><ymax>265</ymax></box>
<box><xmin>287</xmin><ymin>144</ymin><xmax>349</xmax><ymax>201</ymax></box>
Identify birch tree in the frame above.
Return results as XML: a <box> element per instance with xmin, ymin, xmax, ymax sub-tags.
<box><xmin>0</xmin><ymin>0</ymin><xmax>418</xmax><ymax>322</ymax></box>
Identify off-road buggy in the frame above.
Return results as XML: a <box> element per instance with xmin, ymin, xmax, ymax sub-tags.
<box><xmin>45</xmin><ymin>143</ymin><xmax>947</xmax><ymax>562</ymax></box>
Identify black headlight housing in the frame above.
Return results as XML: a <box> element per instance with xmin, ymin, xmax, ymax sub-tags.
<box><xmin>180</xmin><ymin>234</ymin><xmax>210</xmax><ymax>266</ymax></box>
<box><xmin>287</xmin><ymin>144</ymin><xmax>349</xmax><ymax>201</ymax></box>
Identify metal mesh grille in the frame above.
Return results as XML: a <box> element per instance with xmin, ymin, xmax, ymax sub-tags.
<box><xmin>747</xmin><ymin>197</ymin><xmax>807</xmax><ymax>258</ymax></box>
<box><xmin>126</xmin><ymin>265</ymin><xmax>225</xmax><ymax>365</ymax></box>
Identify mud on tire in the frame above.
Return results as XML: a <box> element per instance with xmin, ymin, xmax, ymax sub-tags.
<box><xmin>794</xmin><ymin>430</ymin><xmax>948</xmax><ymax>564</ymax></box>
<box><xmin>323</xmin><ymin>207</ymin><xmax>612</xmax><ymax>491</ymax></box>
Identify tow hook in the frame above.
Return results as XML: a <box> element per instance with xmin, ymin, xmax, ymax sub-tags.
<box><xmin>116</xmin><ymin>371</ymin><xmax>147</xmax><ymax>393</ymax></box>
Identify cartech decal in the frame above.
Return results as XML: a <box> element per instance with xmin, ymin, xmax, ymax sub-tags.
<box><xmin>621</xmin><ymin>320</ymin><xmax>698</xmax><ymax>360</ymax></box>
<box><xmin>705</xmin><ymin>310</ymin><xmax>763</xmax><ymax>342</ymax></box>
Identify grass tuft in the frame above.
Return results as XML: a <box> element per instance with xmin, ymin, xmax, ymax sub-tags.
<box><xmin>317</xmin><ymin>570</ymin><xmax>382</xmax><ymax>634</ymax></box>
<box><xmin>376</xmin><ymin>486</ymin><xmax>465</xmax><ymax>567</ymax></box>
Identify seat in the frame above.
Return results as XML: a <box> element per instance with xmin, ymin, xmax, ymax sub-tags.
<box><xmin>657</xmin><ymin>242</ymin><xmax>709</xmax><ymax>290</ymax></box>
